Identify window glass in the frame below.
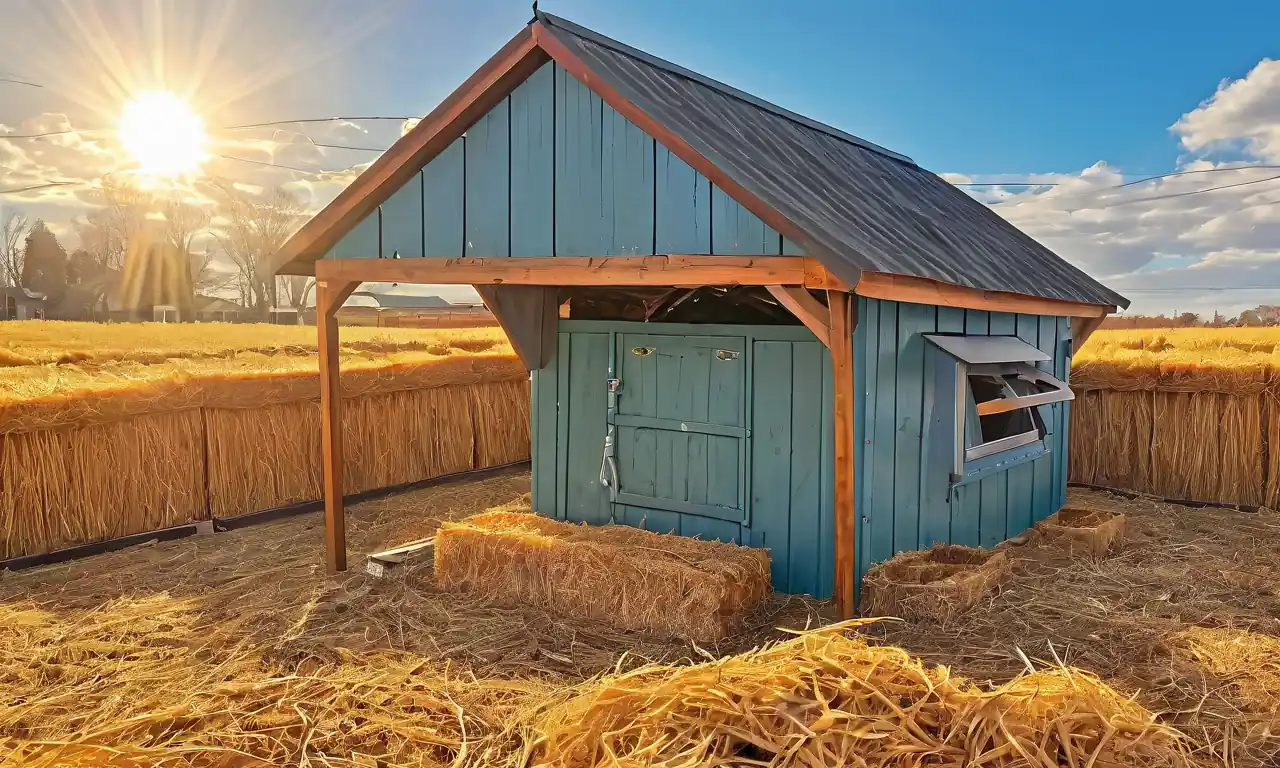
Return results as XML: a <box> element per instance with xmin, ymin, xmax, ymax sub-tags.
<box><xmin>966</xmin><ymin>374</ymin><xmax>1037</xmax><ymax>444</ymax></box>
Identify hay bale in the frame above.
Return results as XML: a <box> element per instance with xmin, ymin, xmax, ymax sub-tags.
<box><xmin>434</xmin><ymin>509</ymin><xmax>770</xmax><ymax>641</ymax></box>
<box><xmin>532</xmin><ymin>623</ymin><xmax>1189</xmax><ymax>768</ymax></box>
<box><xmin>859</xmin><ymin>544</ymin><xmax>1009</xmax><ymax>623</ymax></box>
<box><xmin>1036</xmin><ymin>504</ymin><xmax>1127</xmax><ymax>558</ymax></box>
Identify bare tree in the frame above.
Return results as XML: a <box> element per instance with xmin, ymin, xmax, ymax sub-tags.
<box><xmin>1</xmin><ymin>208</ymin><xmax>30</xmax><ymax>287</ymax></box>
<box><xmin>276</xmin><ymin>274</ymin><xmax>315</xmax><ymax>309</ymax></box>
<box><xmin>210</xmin><ymin>180</ymin><xmax>305</xmax><ymax>314</ymax></box>
<box><xmin>160</xmin><ymin>194</ymin><xmax>219</xmax><ymax>292</ymax></box>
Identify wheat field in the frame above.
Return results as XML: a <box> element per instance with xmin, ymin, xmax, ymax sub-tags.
<box><xmin>0</xmin><ymin>321</ymin><xmax>530</xmax><ymax>560</ymax></box>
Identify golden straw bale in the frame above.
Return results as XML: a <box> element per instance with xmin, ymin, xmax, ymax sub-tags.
<box><xmin>532</xmin><ymin>622</ymin><xmax>1188</xmax><ymax>768</ymax></box>
<box><xmin>859</xmin><ymin>544</ymin><xmax>1009</xmax><ymax>623</ymax></box>
<box><xmin>1035</xmin><ymin>504</ymin><xmax>1127</xmax><ymax>558</ymax></box>
<box><xmin>0</xmin><ymin>411</ymin><xmax>205</xmax><ymax>559</ymax></box>
<box><xmin>1217</xmin><ymin>394</ymin><xmax>1265</xmax><ymax>504</ymax></box>
<box><xmin>435</xmin><ymin>508</ymin><xmax>771</xmax><ymax>641</ymax></box>
<box><xmin>343</xmin><ymin>387</ymin><xmax>478</xmax><ymax>494</ymax></box>
<box><xmin>1264</xmin><ymin>398</ymin><xmax>1280</xmax><ymax>509</ymax></box>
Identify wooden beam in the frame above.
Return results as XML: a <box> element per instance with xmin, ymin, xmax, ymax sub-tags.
<box><xmin>854</xmin><ymin>272</ymin><xmax>1111</xmax><ymax>319</ymax></box>
<box><xmin>317</xmin><ymin>279</ymin><xmax>358</xmax><ymax>574</ymax></box>
<box><xmin>1071</xmin><ymin>315</ymin><xmax>1107</xmax><ymax>349</ymax></box>
<box><xmin>474</xmin><ymin>285</ymin><xmax>559</xmax><ymax>369</ymax></box>
<box><xmin>767</xmin><ymin>286</ymin><xmax>831</xmax><ymax>348</ymax></box>
<box><xmin>316</xmin><ymin>255</ymin><xmax>808</xmax><ymax>286</ymax></box>
<box><xmin>272</xmin><ymin>27</ymin><xmax>547</xmax><ymax>274</ymax></box>
<box><xmin>827</xmin><ymin>290</ymin><xmax>857</xmax><ymax>619</ymax></box>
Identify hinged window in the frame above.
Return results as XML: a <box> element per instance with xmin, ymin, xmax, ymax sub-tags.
<box><xmin>924</xmin><ymin>334</ymin><xmax>1073</xmax><ymax>476</ymax></box>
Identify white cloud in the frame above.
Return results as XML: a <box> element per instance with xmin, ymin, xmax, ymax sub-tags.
<box><xmin>1173</xmin><ymin>59</ymin><xmax>1280</xmax><ymax>161</ymax></box>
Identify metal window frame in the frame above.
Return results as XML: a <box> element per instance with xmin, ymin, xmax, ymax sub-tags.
<box><xmin>950</xmin><ymin>359</ymin><xmax>1073</xmax><ymax>474</ymax></box>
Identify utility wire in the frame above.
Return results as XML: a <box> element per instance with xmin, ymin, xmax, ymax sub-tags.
<box><xmin>215</xmin><ymin>153</ymin><xmax>316</xmax><ymax>173</ymax></box>
<box><xmin>0</xmin><ymin>77</ymin><xmax>42</xmax><ymax>87</ymax></box>
<box><xmin>1087</xmin><ymin>172</ymin><xmax>1280</xmax><ymax>209</ymax></box>
<box><xmin>0</xmin><ymin>180</ymin><xmax>83</xmax><ymax>195</ymax></box>
<box><xmin>0</xmin><ymin>115</ymin><xmax>416</xmax><ymax>140</ymax></box>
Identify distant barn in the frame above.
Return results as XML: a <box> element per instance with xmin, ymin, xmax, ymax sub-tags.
<box><xmin>272</xmin><ymin>11</ymin><xmax>1127</xmax><ymax>617</ymax></box>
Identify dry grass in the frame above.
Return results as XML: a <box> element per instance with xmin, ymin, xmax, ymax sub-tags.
<box><xmin>0</xmin><ymin>472</ymin><xmax>825</xmax><ymax>767</ymax></box>
<box><xmin>0</xmin><ymin>320</ymin><xmax>508</xmax><ymax>367</ymax></box>
<box><xmin>435</xmin><ymin>507</ymin><xmax>771</xmax><ymax>641</ymax></box>
<box><xmin>1035</xmin><ymin>502</ymin><xmax>1127</xmax><ymax>558</ymax></box>
<box><xmin>871</xmin><ymin>488</ymin><xmax>1280</xmax><ymax>767</ymax></box>
<box><xmin>534</xmin><ymin>623</ymin><xmax>1187</xmax><ymax>768</ymax></box>
<box><xmin>2</xmin><ymin>477</ymin><xmax>1277</xmax><ymax>766</ymax></box>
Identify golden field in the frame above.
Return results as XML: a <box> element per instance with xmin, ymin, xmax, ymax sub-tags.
<box><xmin>0</xmin><ymin>321</ymin><xmax>530</xmax><ymax>560</ymax></box>
<box><xmin>1072</xmin><ymin>327</ymin><xmax>1280</xmax><ymax>506</ymax></box>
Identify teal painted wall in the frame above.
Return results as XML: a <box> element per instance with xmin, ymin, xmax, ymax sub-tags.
<box><xmin>324</xmin><ymin>61</ymin><xmax>786</xmax><ymax>260</ymax></box>
<box><xmin>852</xmin><ymin>297</ymin><xmax>1072</xmax><ymax>586</ymax></box>
<box><xmin>531</xmin><ymin>320</ymin><xmax>836</xmax><ymax>599</ymax></box>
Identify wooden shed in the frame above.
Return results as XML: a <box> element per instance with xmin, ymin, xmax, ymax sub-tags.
<box><xmin>272</xmin><ymin>12</ymin><xmax>1127</xmax><ymax>618</ymax></box>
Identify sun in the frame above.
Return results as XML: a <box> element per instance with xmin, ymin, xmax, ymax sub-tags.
<box><xmin>118</xmin><ymin>91</ymin><xmax>208</xmax><ymax>177</ymax></box>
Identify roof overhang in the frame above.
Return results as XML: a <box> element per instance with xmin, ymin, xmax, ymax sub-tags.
<box><xmin>273</xmin><ymin>15</ymin><xmax>1125</xmax><ymax>316</ymax></box>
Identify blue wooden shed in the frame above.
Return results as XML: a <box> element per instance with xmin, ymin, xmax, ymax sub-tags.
<box><xmin>273</xmin><ymin>12</ymin><xmax>1128</xmax><ymax>618</ymax></box>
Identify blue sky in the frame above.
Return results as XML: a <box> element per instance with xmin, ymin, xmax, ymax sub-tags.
<box><xmin>3</xmin><ymin>0</ymin><xmax>1280</xmax><ymax>314</ymax></box>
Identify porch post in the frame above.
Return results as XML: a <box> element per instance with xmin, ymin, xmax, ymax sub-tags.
<box><xmin>317</xmin><ymin>278</ymin><xmax>358</xmax><ymax>574</ymax></box>
<box><xmin>828</xmin><ymin>290</ymin><xmax>857</xmax><ymax>619</ymax></box>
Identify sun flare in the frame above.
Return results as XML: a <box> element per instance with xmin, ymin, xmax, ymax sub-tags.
<box><xmin>118</xmin><ymin>91</ymin><xmax>208</xmax><ymax>177</ymax></box>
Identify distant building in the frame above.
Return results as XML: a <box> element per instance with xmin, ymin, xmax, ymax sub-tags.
<box><xmin>194</xmin><ymin>295</ymin><xmax>245</xmax><ymax>323</ymax></box>
<box><xmin>301</xmin><ymin>292</ymin><xmax>496</xmax><ymax>328</ymax></box>
<box><xmin>0</xmin><ymin>287</ymin><xmax>46</xmax><ymax>320</ymax></box>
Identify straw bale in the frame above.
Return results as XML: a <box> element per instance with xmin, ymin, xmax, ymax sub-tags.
<box><xmin>204</xmin><ymin>401</ymin><xmax>323</xmax><ymax>517</ymax></box>
<box><xmin>1035</xmin><ymin>503</ymin><xmax>1127</xmax><ymax>558</ymax></box>
<box><xmin>0</xmin><ymin>411</ymin><xmax>205</xmax><ymax>560</ymax></box>
<box><xmin>1264</xmin><ymin>397</ymin><xmax>1280</xmax><ymax>509</ymax></box>
<box><xmin>343</xmin><ymin>386</ymin><xmax>478</xmax><ymax>494</ymax></box>
<box><xmin>532</xmin><ymin>622</ymin><xmax>1188</xmax><ymax>768</ymax></box>
<box><xmin>435</xmin><ymin>509</ymin><xmax>771</xmax><ymax>641</ymax></box>
<box><xmin>859</xmin><ymin>544</ymin><xmax>1010</xmax><ymax>623</ymax></box>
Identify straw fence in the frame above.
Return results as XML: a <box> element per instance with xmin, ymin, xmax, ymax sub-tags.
<box><xmin>0</xmin><ymin>353</ymin><xmax>530</xmax><ymax>561</ymax></box>
<box><xmin>1068</xmin><ymin>344</ymin><xmax>1278</xmax><ymax>507</ymax></box>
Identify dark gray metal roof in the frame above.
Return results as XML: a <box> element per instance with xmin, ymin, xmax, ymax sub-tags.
<box><xmin>351</xmin><ymin>291</ymin><xmax>452</xmax><ymax>309</ymax></box>
<box><xmin>537</xmin><ymin>13</ymin><xmax>1128</xmax><ymax>309</ymax></box>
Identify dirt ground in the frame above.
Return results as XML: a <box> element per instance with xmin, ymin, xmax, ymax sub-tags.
<box><xmin>1</xmin><ymin>473</ymin><xmax>1276</xmax><ymax>766</ymax></box>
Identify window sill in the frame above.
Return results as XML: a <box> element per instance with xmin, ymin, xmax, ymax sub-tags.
<box><xmin>952</xmin><ymin>442</ymin><xmax>1049</xmax><ymax>486</ymax></box>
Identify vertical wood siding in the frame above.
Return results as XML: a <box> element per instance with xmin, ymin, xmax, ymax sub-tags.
<box><xmin>532</xmin><ymin>321</ymin><xmax>835</xmax><ymax>599</ymax></box>
<box><xmin>325</xmin><ymin>62</ymin><xmax>782</xmax><ymax>260</ymax></box>
<box><xmin>853</xmin><ymin>297</ymin><xmax>1071</xmax><ymax>580</ymax></box>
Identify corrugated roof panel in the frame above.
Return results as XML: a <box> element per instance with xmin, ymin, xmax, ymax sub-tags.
<box><xmin>539</xmin><ymin>14</ymin><xmax>1128</xmax><ymax>309</ymax></box>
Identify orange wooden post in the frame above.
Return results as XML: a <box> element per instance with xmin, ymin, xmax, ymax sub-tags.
<box><xmin>317</xmin><ymin>279</ymin><xmax>358</xmax><ymax>574</ymax></box>
<box><xmin>828</xmin><ymin>290</ymin><xmax>857</xmax><ymax>619</ymax></box>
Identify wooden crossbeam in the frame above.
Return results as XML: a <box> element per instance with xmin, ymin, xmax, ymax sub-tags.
<box><xmin>316</xmin><ymin>255</ymin><xmax>824</xmax><ymax>287</ymax></box>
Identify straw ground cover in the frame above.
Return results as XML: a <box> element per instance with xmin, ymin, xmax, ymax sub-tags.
<box><xmin>0</xmin><ymin>322</ymin><xmax>529</xmax><ymax>560</ymax></box>
<box><xmin>1071</xmin><ymin>328</ymin><xmax>1280</xmax><ymax>505</ymax></box>
<box><xmin>0</xmin><ymin>473</ymin><xmax>1218</xmax><ymax>768</ymax></box>
<box><xmin>871</xmin><ymin>487</ymin><xmax>1280</xmax><ymax>767</ymax></box>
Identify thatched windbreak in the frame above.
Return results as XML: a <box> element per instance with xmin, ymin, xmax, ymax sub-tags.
<box><xmin>1069</xmin><ymin>329</ymin><xmax>1280</xmax><ymax>507</ymax></box>
<box><xmin>0</xmin><ymin>324</ymin><xmax>530</xmax><ymax>560</ymax></box>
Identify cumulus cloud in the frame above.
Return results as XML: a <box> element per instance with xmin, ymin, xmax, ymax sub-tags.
<box><xmin>1173</xmin><ymin>59</ymin><xmax>1280</xmax><ymax>161</ymax></box>
<box><xmin>951</xmin><ymin>59</ymin><xmax>1280</xmax><ymax>316</ymax></box>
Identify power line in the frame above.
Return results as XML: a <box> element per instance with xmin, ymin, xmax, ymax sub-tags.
<box><xmin>1089</xmin><ymin>172</ymin><xmax>1280</xmax><ymax>209</ymax></box>
<box><xmin>0</xmin><ymin>116</ymin><xmax>416</xmax><ymax>141</ymax></box>
<box><xmin>0</xmin><ymin>180</ymin><xmax>84</xmax><ymax>195</ymax></box>
<box><xmin>215</xmin><ymin>153</ymin><xmax>316</xmax><ymax>173</ymax></box>
<box><xmin>1116</xmin><ymin>164</ymin><xmax>1280</xmax><ymax>188</ymax></box>
<box><xmin>0</xmin><ymin>77</ymin><xmax>42</xmax><ymax>88</ymax></box>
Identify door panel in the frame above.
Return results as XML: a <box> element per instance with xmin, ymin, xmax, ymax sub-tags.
<box><xmin>614</xmin><ymin>334</ymin><xmax>748</xmax><ymax>522</ymax></box>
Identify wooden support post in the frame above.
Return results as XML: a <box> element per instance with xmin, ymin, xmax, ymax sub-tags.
<box><xmin>1071</xmin><ymin>315</ymin><xmax>1107</xmax><ymax>350</ymax></box>
<box><xmin>317</xmin><ymin>278</ymin><xmax>358</xmax><ymax>574</ymax></box>
<box><xmin>827</xmin><ymin>290</ymin><xmax>857</xmax><ymax>619</ymax></box>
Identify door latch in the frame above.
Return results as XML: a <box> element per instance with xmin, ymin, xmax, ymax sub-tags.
<box><xmin>715</xmin><ymin>349</ymin><xmax>740</xmax><ymax>361</ymax></box>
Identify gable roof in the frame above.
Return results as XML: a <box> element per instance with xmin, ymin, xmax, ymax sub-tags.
<box><xmin>350</xmin><ymin>291</ymin><xmax>452</xmax><ymax>309</ymax></box>
<box><xmin>275</xmin><ymin>13</ymin><xmax>1127</xmax><ymax>310</ymax></box>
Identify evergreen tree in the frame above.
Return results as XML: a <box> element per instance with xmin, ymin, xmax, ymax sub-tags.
<box><xmin>19</xmin><ymin>221</ymin><xmax>68</xmax><ymax>302</ymax></box>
